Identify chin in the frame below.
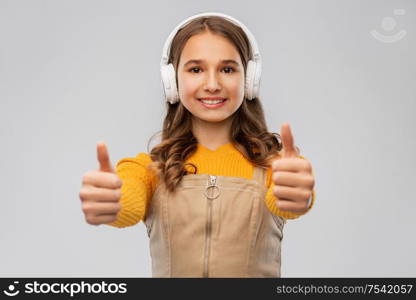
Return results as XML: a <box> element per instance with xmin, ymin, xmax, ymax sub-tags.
<box><xmin>196</xmin><ymin>114</ymin><xmax>231</xmax><ymax>123</ymax></box>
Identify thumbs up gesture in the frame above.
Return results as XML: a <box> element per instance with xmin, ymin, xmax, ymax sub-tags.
<box><xmin>271</xmin><ymin>123</ymin><xmax>315</xmax><ymax>214</ymax></box>
<box><xmin>79</xmin><ymin>142</ymin><xmax>123</xmax><ymax>225</ymax></box>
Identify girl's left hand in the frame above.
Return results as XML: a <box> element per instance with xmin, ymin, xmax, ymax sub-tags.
<box><xmin>271</xmin><ymin>123</ymin><xmax>315</xmax><ymax>214</ymax></box>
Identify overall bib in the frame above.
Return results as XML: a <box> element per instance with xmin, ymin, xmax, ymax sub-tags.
<box><xmin>143</xmin><ymin>166</ymin><xmax>286</xmax><ymax>277</ymax></box>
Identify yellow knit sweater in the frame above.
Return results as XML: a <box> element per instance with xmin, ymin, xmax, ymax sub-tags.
<box><xmin>106</xmin><ymin>143</ymin><xmax>315</xmax><ymax>228</ymax></box>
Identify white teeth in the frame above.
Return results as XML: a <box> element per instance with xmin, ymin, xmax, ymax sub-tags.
<box><xmin>200</xmin><ymin>99</ymin><xmax>225</xmax><ymax>104</ymax></box>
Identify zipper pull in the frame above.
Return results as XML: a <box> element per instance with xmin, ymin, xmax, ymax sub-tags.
<box><xmin>204</xmin><ymin>175</ymin><xmax>220</xmax><ymax>200</ymax></box>
<box><xmin>209</xmin><ymin>175</ymin><xmax>217</xmax><ymax>187</ymax></box>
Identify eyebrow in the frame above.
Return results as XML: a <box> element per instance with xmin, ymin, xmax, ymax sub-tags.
<box><xmin>183</xmin><ymin>59</ymin><xmax>240</xmax><ymax>67</ymax></box>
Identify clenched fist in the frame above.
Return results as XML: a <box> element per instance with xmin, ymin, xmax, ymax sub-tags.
<box><xmin>79</xmin><ymin>142</ymin><xmax>123</xmax><ymax>225</ymax></box>
<box><xmin>272</xmin><ymin>123</ymin><xmax>315</xmax><ymax>214</ymax></box>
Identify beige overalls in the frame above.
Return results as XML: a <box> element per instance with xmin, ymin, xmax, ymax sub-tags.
<box><xmin>143</xmin><ymin>165</ymin><xmax>286</xmax><ymax>277</ymax></box>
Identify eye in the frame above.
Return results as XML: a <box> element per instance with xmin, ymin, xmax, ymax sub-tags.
<box><xmin>189</xmin><ymin>67</ymin><xmax>201</xmax><ymax>73</ymax></box>
<box><xmin>222</xmin><ymin>67</ymin><xmax>235</xmax><ymax>73</ymax></box>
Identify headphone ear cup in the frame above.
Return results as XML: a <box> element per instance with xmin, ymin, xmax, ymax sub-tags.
<box><xmin>245</xmin><ymin>60</ymin><xmax>256</xmax><ymax>100</ymax></box>
<box><xmin>252</xmin><ymin>58</ymin><xmax>262</xmax><ymax>99</ymax></box>
<box><xmin>161</xmin><ymin>63</ymin><xmax>179</xmax><ymax>104</ymax></box>
<box><xmin>245</xmin><ymin>60</ymin><xmax>262</xmax><ymax>100</ymax></box>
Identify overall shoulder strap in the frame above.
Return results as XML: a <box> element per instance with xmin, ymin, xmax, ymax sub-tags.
<box><xmin>252</xmin><ymin>165</ymin><xmax>266</xmax><ymax>187</ymax></box>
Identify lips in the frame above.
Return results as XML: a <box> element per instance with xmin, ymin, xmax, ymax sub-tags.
<box><xmin>197</xmin><ymin>97</ymin><xmax>227</xmax><ymax>108</ymax></box>
<box><xmin>199</xmin><ymin>97</ymin><xmax>227</xmax><ymax>101</ymax></box>
<box><xmin>198</xmin><ymin>97</ymin><xmax>227</xmax><ymax>104</ymax></box>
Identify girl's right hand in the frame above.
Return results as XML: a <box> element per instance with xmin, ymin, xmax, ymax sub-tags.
<box><xmin>79</xmin><ymin>143</ymin><xmax>123</xmax><ymax>226</ymax></box>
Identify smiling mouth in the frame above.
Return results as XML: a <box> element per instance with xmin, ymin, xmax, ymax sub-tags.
<box><xmin>198</xmin><ymin>98</ymin><xmax>227</xmax><ymax>104</ymax></box>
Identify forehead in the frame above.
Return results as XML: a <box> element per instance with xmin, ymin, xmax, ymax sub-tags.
<box><xmin>179</xmin><ymin>31</ymin><xmax>242</xmax><ymax>64</ymax></box>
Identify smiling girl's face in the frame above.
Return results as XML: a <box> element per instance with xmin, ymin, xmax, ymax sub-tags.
<box><xmin>177</xmin><ymin>31</ymin><xmax>245</xmax><ymax>124</ymax></box>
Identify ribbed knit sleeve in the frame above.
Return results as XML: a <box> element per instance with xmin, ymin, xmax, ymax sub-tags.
<box><xmin>105</xmin><ymin>153</ymin><xmax>156</xmax><ymax>228</ymax></box>
<box><xmin>264</xmin><ymin>155</ymin><xmax>316</xmax><ymax>220</ymax></box>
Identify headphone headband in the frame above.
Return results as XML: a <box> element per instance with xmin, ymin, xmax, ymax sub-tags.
<box><xmin>160</xmin><ymin>12</ymin><xmax>261</xmax><ymax>68</ymax></box>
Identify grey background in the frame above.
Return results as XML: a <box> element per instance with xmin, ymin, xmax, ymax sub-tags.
<box><xmin>1</xmin><ymin>0</ymin><xmax>415</xmax><ymax>277</ymax></box>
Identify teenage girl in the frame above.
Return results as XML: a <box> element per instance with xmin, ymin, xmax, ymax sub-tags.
<box><xmin>79</xmin><ymin>12</ymin><xmax>316</xmax><ymax>277</ymax></box>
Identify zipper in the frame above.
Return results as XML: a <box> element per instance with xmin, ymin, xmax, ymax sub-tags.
<box><xmin>203</xmin><ymin>175</ymin><xmax>218</xmax><ymax>277</ymax></box>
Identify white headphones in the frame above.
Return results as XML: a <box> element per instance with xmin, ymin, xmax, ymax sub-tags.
<box><xmin>160</xmin><ymin>12</ymin><xmax>262</xmax><ymax>104</ymax></box>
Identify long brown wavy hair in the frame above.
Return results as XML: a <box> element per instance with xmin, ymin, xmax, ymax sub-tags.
<box><xmin>147</xmin><ymin>16</ymin><xmax>287</xmax><ymax>193</ymax></box>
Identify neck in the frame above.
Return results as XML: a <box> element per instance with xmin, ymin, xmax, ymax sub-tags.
<box><xmin>192</xmin><ymin>116</ymin><xmax>232</xmax><ymax>151</ymax></box>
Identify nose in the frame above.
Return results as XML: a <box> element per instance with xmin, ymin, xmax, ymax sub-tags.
<box><xmin>203</xmin><ymin>70</ymin><xmax>222</xmax><ymax>93</ymax></box>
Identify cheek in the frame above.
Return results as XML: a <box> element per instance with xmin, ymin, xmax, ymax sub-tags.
<box><xmin>227</xmin><ymin>76</ymin><xmax>245</xmax><ymax>99</ymax></box>
<box><xmin>178</xmin><ymin>74</ymin><xmax>198</xmax><ymax>99</ymax></box>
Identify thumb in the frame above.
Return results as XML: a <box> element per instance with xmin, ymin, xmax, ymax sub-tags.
<box><xmin>280</xmin><ymin>122</ymin><xmax>298</xmax><ymax>158</ymax></box>
<box><xmin>97</xmin><ymin>142</ymin><xmax>115</xmax><ymax>173</ymax></box>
